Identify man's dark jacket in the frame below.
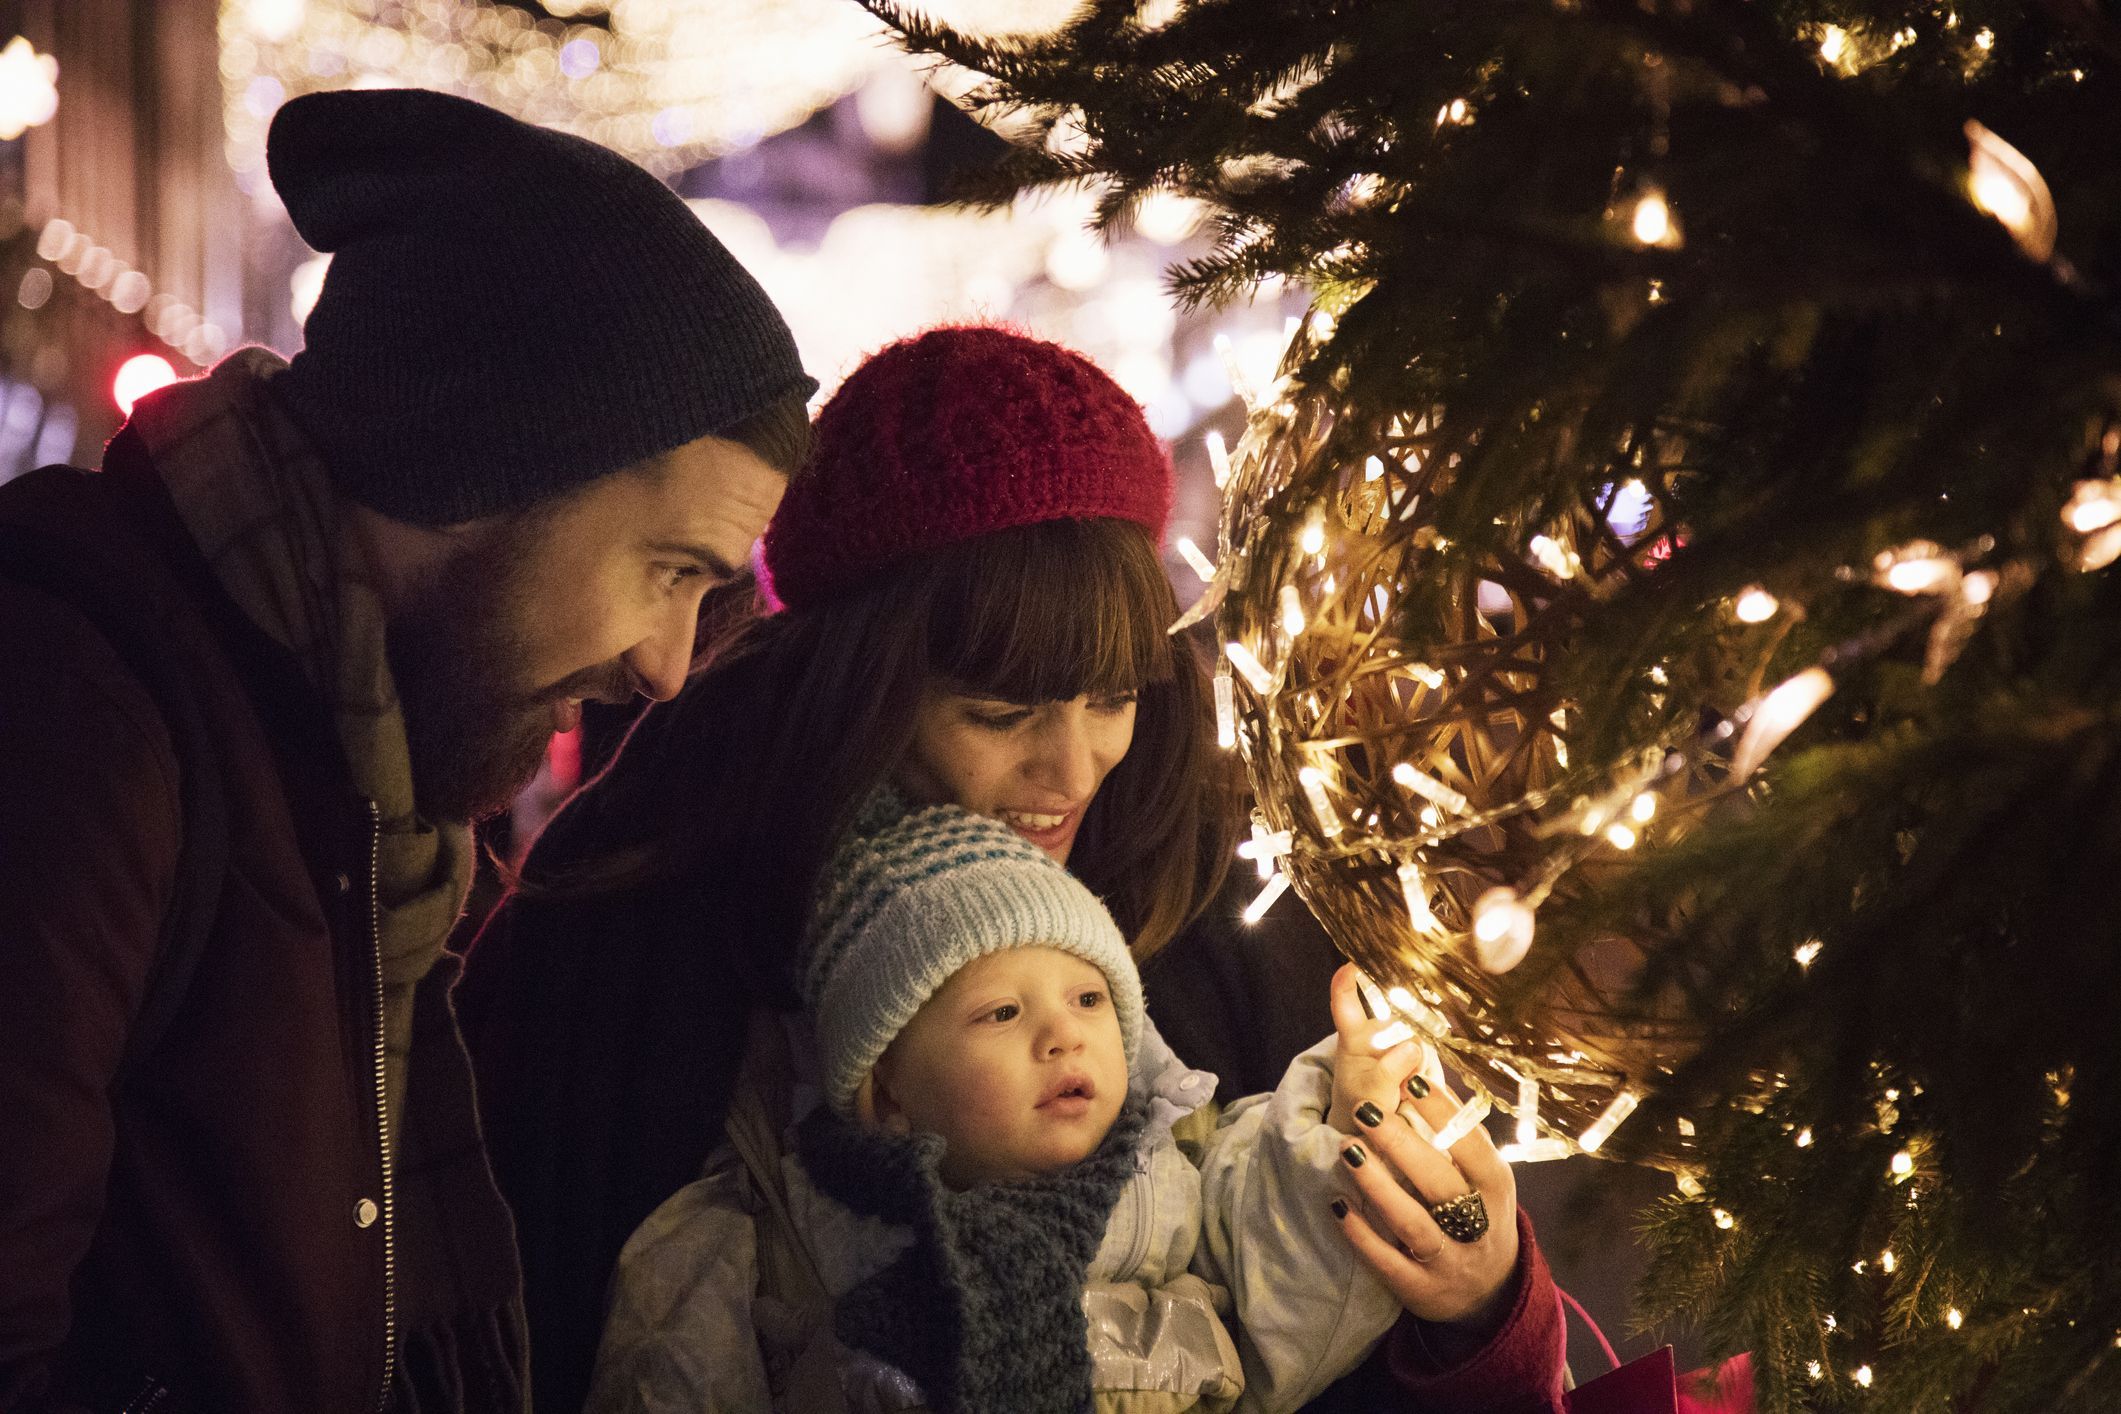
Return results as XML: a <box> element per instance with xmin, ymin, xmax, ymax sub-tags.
<box><xmin>0</xmin><ymin>441</ymin><xmax>523</xmax><ymax>1412</ymax></box>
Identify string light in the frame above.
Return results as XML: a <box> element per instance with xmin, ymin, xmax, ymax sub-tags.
<box><xmin>1630</xmin><ymin>188</ymin><xmax>1682</xmax><ymax>248</ymax></box>
<box><xmin>1947</xmin><ymin>1307</ymin><xmax>1964</xmax><ymax>1330</ymax></box>
<box><xmin>1225</xmin><ymin>640</ymin><xmax>1277</xmax><ymax>695</ymax></box>
<box><xmin>1471</xmin><ymin>887</ymin><xmax>1536</xmax><ymax>973</ymax></box>
<box><xmin>1515</xmin><ymin>1073</ymin><xmax>1540</xmax><ymax>1145</ymax></box>
<box><xmin>1205</xmin><ymin>430</ymin><xmax>1233</xmax><ymax>489</ymax></box>
<box><xmin>1213</xmin><ymin>668</ymin><xmax>1238</xmax><ymax>749</ymax></box>
<box><xmin>1242</xmin><ymin>867</ymin><xmax>1291</xmax><ymax>923</ymax></box>
<box><xmin>1397</xmin><ymin>859</ymin><xmax>1440</xmax><ymax>935</ymax></box>
<box><xmin>1298</xmin><ymin>764</ymin><xmax>1344</xmax><ymax>837</ymax></box>
<box><xmin>1733</xmin><ymin>667</ymin><xmax>1835</xmax><ymax>776</ymax></box>
<box><xmin>1630</xmin><ymin>792</ymin><xmax>1658</xmax><ymax>823</ymax></box>
<box><xmin>1578</xmin><ymin>1089</ymin><xmax>1641</xmax><ymax>1154</ymax></box>
<box><xmin>1392</xmin><ymin>762</ymin><xmax>1470</xmax><ymax>815</ymax></box>
<box><xmin>1712</xmin><ymin>1208</ymin><xmax>1736</xmax><ymax>1230</ymax></box>
<box><xmin>1528</xmin><ymin>533</ymin><xmax>1576</xmax><ymax>580</ymax></box>
<box><xmin>1890</xmin><ymin>1149</ymin><xmax>1915</xmax><ymax>1180</ymax></box>
<box><xmin>1604</xmin><ymin>822</ymin><xmax>1639</xmax><ymax>850</ymax></box>
<box><xmin>1429</xmin><ymin>1092</ymin><xmax>1492</xmax><ymax>1151</ymax></box>
<box><xmin>1795</xmin><ymin>940</ymin><xmax>1824</xmax><ymax>969</ymax></box>
<box><xmin>1796</xmin><ymin>1126</ymin><xmax>1815</xmax><ymax>1147</ymax></box>
<box><xmin>1279</xmin><ymin>584</ymin><xmax>1308</xmax><ymax>636</ymax></box>
<box><xmin>1854</xmin><ymin>1365</ymin><xmax>1874</xmax><ymax>1389</ymax></box>
<box><xmin>1875</xmin><ymin>541</ymin><xmax>1960</xmax><ymax>595</ymax></box>
<box><xmin>1965</xmin><ymin>119</ymin><xmax>2056</xmax><ymax>261</ymax></box>
<box><xmin>1175</xmin><ymin>536</ymin><xmax>1218</xmax><ymax>583</ymax></box>
<box><xmin>1371</xmin><ymin>1019</ymin><xmax>1416</xmax><ymax>1049</ymax></box>
<box><xmin>1239</xmin><ymin>820</ymin><xmax>1292</xmax><ymax>878</ymax></box>
<box><xmin>1298</xmin><ymin>507</ymin><xmax>1327</xmax><ymax>557</ymax></box>
<box><xmin>1879</xmin><ymin>1249</ymin><xmax>1897</xmax><ymax>1274</ymax></box>
<box><xmin>1734</xmin><ymin>587</ymin><xmax>1780</xmax><ymax>622</ymax></box>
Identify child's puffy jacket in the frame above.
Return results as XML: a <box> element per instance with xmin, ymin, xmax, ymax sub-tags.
<box><xmin>583</xmin><ymin>1018</ymin><xmax>1399</xmax><ymax>1413</ymax></box>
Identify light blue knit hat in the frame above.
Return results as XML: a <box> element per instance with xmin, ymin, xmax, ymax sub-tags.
<box><xmin>802</xmin><ymin>791</ymin><xmax>1144</xmax><ymax>1116</ymax></box>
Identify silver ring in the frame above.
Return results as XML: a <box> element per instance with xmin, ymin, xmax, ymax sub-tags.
<box><xmin>1427</xmin><ymin>1191</ymin><xmax>1490</xmax><ymax>1243</ymax></box>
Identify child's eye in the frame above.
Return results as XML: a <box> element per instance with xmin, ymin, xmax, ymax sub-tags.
<box><xmin>983</xmin><ymin>1003</ymin><xmax>1020</xmax><ymax>1023</ymax></box>
<box><xmin>1090</xmin><ymin>692</ymin><xmax>1138</xmax><ymax>715</ymax></box>
<box><xmin>1076</xmin><ymin>990</ymin><xmax>1106</xmax><ymax>1009</ymax></box>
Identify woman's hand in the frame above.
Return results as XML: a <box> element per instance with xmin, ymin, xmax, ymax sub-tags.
<box><xmin>1325</xmin><ymin>965</ymin><xmax>1521</xmax><ymax>1329</ymax></box>
<box><xmin>1325</xmin><ymin>963</ymin><xmax>1430</xmax><ymax>1136</ymax></box>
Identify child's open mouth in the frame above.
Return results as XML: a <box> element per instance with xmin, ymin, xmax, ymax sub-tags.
<box><xmin>1036</xmin><ymin>1073</ymin><xmax>1097</xmax><ymax>1113</ymax></box>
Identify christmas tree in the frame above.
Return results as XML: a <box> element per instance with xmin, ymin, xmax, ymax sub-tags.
<box><xmin>866</xmin><ymin>0</ymin><xmax>2121</xmax><ymax>1408</ymax></box>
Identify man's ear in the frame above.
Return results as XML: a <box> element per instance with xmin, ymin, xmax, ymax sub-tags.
<box><xmin>856</xmin><ymin>1067</ymin><xmax>912</xmax><ymax>1136</ymax></box>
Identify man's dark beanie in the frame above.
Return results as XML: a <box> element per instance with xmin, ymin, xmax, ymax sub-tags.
<box><xmin>266</xmin><ymin>87</ymin><xmax>816</xmax><ymax>526</ymax></box>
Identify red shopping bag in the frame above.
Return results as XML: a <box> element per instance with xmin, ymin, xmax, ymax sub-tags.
<box><xmin>1558</xmin><ymin>1285</ymin><xmax>1754</xmax><ymax>1414</ymax></box>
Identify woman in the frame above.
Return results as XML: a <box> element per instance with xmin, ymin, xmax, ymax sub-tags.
<box><xmin>459</xmin><ymin>326</ymin><xmax>1566</xmax><ymax>1414</ymax></box>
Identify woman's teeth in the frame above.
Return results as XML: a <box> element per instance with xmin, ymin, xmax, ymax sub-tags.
<box><xmin>1003</xmin><ymin>810</ymin><xmax>1068</xmax><ymax>831</ymax></box>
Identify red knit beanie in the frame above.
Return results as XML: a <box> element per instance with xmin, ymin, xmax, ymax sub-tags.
<box><xmin>761</xmin><ymin>325</ymin><xmax>1172</xmax><ymax>610</ymax></box>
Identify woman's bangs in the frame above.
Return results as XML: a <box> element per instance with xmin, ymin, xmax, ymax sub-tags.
<box><xmin>927</xmin><ymin>519</ymin><xmax>1177</xmax><ymax>704</ymax></box>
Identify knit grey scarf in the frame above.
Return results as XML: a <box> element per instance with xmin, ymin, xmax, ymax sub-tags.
<box><xmin>795</xmin><ymin>1098</ymin><xmax>1149</xmax><ymax>1414</ymax></box>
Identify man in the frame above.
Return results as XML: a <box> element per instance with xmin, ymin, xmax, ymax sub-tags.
<box><xmin>0</xmin><ymin>88</ymin><xmax>814</xmax><ymax>1411</ymax></box>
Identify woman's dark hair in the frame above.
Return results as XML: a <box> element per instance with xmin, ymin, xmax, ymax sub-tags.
<box><xmin>525</xmin><ymin>517</ymin><xmax>1235</xmax><ymax>1000</ymax></box>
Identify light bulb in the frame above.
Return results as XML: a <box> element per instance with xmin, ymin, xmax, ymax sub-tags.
<box><xmin>1631</xmin><ymin>189</ymin><xmax>1679</xmax><ymax>247</ymax></box>
<box><xmin>1298</xmin><ymin>764</ymin><xmax>1343</xmax><ymax>837</ymax></box>
<box><xmin>1471</xmin><ymin>887</ymin><xmax>1535</xmax><ymax>973</ymax></box>
<box><xmin>1733</xmin><ymin>668</ymin><xmax>1835</xmax><ymax>776</ymax></box>
<box><xmin>1242</xmin><ymin>869</ymin><xmax>1290</xmax><ymax>924</ymax></box>
<box><xmin>1735</xmin><ymin>587</ymin><xmax>1780</xmax><ymax>622</ymax></box>
<box><xmin>1175</xmin><ymin>536</ymin><xmax>1217</xmax><ymax>583</ymax></box>
<box><xmin>1225</xmin><ymin>640</ymin><xmax>1276</xmax><ymax>695</ymax></box>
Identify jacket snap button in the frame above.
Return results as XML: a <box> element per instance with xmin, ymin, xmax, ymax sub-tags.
<box><xmin>334</xmin><ymin>871</ymin><xmax>353</xmax><ymax>894</ymax></box>
<box><xmin>354</xmin><ymin>1198</ymin><xmax>379</xmax><ymax>1229</ymax></box>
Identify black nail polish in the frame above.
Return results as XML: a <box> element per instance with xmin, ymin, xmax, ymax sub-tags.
<box><xmin>1406</xmin><ymin>1075</ymin><xmax>1431</xmax><ymax>1099</ymax></box>
<box><xmin>1330</xmin><ymin>1197</ymin><xmax>1350</xmax><ymax>1220</ymax></box>
<box><xmin>1343</xmin><ymin>1144</ymin><xmax>1366</xmax><ymax>1169</ymax></box>
<box><xmin>1355</xmin><ymin>1101</ymin><xmax>1384</xmax><ymax>1128</ymax></box>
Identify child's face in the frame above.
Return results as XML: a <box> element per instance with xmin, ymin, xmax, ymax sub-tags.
<box><xmin>870</xmin><ymin>946</ymin><xmax>1129</xmax><ymax>1188</ymax></box>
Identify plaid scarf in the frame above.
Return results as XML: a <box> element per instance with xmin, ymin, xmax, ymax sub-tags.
<box><xmin>125</xmin><ymin>347</ymin><xmax>473</xmax><ymax>1145</ymax></box>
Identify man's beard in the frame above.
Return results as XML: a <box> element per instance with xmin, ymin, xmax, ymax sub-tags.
<box><xmin>386</xmin><ymin>522</ymin><xmax>576</xmax><ymax>824</ymax></box>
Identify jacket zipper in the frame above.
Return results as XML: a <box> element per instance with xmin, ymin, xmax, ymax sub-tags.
<box><xmin>365</xmin><ymin>799</ymin><xmax>398</xmax><ymax>1410</ymax></box>
<box><xmin>1119</xmin><ymin>1152</ymin><xmax>1151</xmax><ymax>1279</ymax></box>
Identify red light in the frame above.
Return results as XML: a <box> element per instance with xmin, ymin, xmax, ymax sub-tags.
<box><xmin>113</xmin><ymin>353</ymin><xmax>178</xmax><ymax>415</ymax></box>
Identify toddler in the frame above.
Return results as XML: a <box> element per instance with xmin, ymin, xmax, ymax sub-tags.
<box><xmin>586</xmin><ymin>796</ymin><xmax>1401</xmax><ymax>1413</ymax></box>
